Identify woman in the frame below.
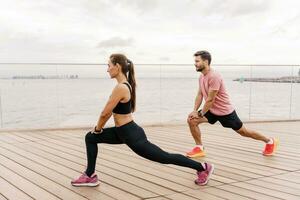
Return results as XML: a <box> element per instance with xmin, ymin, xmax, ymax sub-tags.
<box><xmin>71</xmin><ymin>54</ymin><xmax>214</xmax><ymax>187</ymax></box>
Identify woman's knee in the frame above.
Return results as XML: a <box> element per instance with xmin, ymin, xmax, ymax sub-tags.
<box><xmin>85</xmin><ymin>131</ymin><xmax>95</xmax><ymax>143</ymax></box>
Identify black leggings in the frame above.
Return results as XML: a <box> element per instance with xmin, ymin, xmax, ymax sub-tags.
<box><xmin>85</xmin><ymin>121</ymin><xmax>204</xmax><ymax>176</ymax></box>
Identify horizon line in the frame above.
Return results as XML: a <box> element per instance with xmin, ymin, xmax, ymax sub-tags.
<box><xmin>0</xmin><ymin>63</ymin><xmax>299</xmax><ymax>67</ymax></box>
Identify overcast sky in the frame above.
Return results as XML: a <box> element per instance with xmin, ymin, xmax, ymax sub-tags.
<box><xmin>0</xmin><ymin>0</ymin><xmax>299</xmax><ymax>64</ymax></box>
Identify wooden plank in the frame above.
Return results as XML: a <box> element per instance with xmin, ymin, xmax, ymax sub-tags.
<box><xmin>28</xmin><ymin>131</ymin><xmax>220</xmax><ymax>178</ymax></box>
<box><xmin>153</xmin><ymin>127</ymin><xmax>300</xmax><ymax>159</ymax></box>
<box><xmin>35</xmin><ymin>133</ymin><xmax>224</xmax><ymax>186</ymax></box>
<box><xmin>3</xmin><ymin>132</ymin><xmax>31</xmax><ymax>143</ymax></box>
<box><xmin>256</xmin><ymin>177</ymin><xmax>300</xmax><ymax>190</ymax></box>
<box><xmin>1</xmin><ymin>121</ymin><xmax>299</xmax><ymax>200</ymax></box>
<box><xmin>271</xmin><ymin>173</ymin><xmax>300</xmax><ymax>184</ymax></box>
<box><xmin>0</xmin><ymin>146</ymin><xmax>113</xmax><ymax>200</ymax></box>
<box><xmin>0</xmin><ymin>135</ymin><xmax>15</xmax><ymax>143</ymax></box>
<box><xmin>29</xmin><ymin>142</ymin><xmax>175</xmax><ymax>194</ymax></box>
<box><xmin>245</xmin><ymin>179</ymin><xmax>300</xmax><ymax>196</ymax></box>
<box><xmin>152</xmin><ymin>125</ymin><xmax>300</xmax><ymax>156</ymax></box>
<box><xmin>142</xmin><ymin>137</ymin><xmax>286</xmax><ymax>175</ymax></box>
<box><xmin>182</xmin><ymin>189</ymin><xmax>228</xmax><ymax>200</ymax></box>
<box><xmin>34</xmin><ymin>137</ymin><xmax>220</xmax><ymax>188</ymax></box>
<box><xmin>147</xmin><ymin>197</ymin><xmax>171</xmax><ymax>200</ymax></box>
<box><xmin>164</xmin><ymin>193</ymin><xmax>200</xmax><ymax>200</ymax></box>
<box><xmin>29</xmin><ymin>140</ymin><xmax>191</xmax><ymax>193</ymax></box>
<box><xmin>63</xmin><ymin>127</ymin><xmax>300</xmax><ymax>176</ymax></box>
<box><xmin>231</xmin><ymin>182</ymin><xmax>299</xmax><ymax>200</ymax></box>
<box><xmin>34</xmin><ymin>130</ymin><xmax>292</xmax><ymax>188</ymax></box>
<box><xmin>0</xmin><ymin>164</ymin><xmax>60</xmax><ymax>200</ymax></box>
<box><xmin>148</xmin><ymin>132</ymin><xmax>299</xmax><ymax>171</ymax></box>
<box><xmin>199</xmin><ymin>187</ymin><xmax>253</xmax><ymax>200</ymax></box>
<box><xmin>0</xmin><ymin>194</ymin><xmax>7</xmax><ymax>200</ymax></box>
<box><xmin>13</xmin><ymin>142</ymin><xmax>159</xmax><ymax>198</ymax></box>
<box><xmin>0</xmin><ymin>141</ymin><xmax>152</xmax><ymax>199</ymax></box>
<box><xmin>0</xmin><ymin>177</ymin><xmax>33</xmax><ymax>200</ymax></box>
<box><xmin>216</xmin><ymin>184</ymin><xmax>279</xmax><ymax>200</ymax></box>
<box><xmin>13</xmin><ymin>132</ymin><xmax>192</xmax><ymax>178</ymax></box>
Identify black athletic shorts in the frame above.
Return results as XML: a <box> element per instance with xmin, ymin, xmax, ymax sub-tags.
<box><xmin>204</xmin><ymin>110</ymin><xmax>243</xmax><ymax>130</ymax></box>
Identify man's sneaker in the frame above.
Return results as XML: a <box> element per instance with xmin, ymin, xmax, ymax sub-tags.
<box><xmin>195</xmin><ymin>163</ymin><xmax>214</xmax><ymax>186</ymax></box>
<box><xmin>186</xmin><ymin>146</ymin><xmax>206</xmax><ymax>158</ymax></box>
<box><xmin>71</xmin><ymin>173</ymin><xmax>100</xmax><ymax>187</ymax></box>
<box><xmin>263</xmin><ymin>138</ymin><xmax>279</xmax><ymax>156</ymax></box>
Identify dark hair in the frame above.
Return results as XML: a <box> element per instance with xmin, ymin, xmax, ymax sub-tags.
<box><xmin>109</xmin><ymin>53</ymin><xmax>136</xmax><ymax>112</ymax></box>
<box><xmin>194</xmin><ymin>50</ymin><xmax>211</xmax><ymax>65</ymax></box>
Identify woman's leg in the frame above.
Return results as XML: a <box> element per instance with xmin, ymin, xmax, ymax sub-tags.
<box><xmin>125</xmin><ymin>126</ymin><xmax>204</xmax><ymax>171</ymax></box>
<box><xmin>129</xmin><ymin>140</ymin><xmax>205</xmax><ymax>171</ymax></box>
<box><xmin>85</xmin><ymin>127</ymin><xmax>123</xmax><ymax>176</ymax></box>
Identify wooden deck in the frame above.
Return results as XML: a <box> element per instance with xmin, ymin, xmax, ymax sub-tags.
<box><xmin>0</xmin><ymin>121</ymin><xmax>299</xmax><ymax>200</ymax></box>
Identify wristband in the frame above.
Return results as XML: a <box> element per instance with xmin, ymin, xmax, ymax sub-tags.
<box><xmin>94</xmin><ymin>126</ymin><xmax>103</xmax><ymax>133</ymax></box>
<box><xmin>198</xmin><ymin>109</ymin><xmax>204</xmax><ymax>118</ymax></box>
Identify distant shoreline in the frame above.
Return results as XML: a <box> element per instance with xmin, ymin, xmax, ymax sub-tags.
<box><xmin>233</xmin><ymin>76</ymin><xmax>300</xmax><ymax>83</ymax></box>
<box><xmin>11</xmin><ymin>75</ymin><xmax>79</xmax><ymax>79</ymax></box>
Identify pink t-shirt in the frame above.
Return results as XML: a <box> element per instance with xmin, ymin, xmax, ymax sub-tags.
<box><xmin>199</xmin><ymin>70</ymin><xmax>234</xmax><ymax>116</ymax></box>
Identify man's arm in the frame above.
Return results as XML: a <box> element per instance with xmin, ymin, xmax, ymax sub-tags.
<box><xmin>198</xmin><ymin>74</ymin><xmax>222</xmax><ymax>117</ymax></box>
<box><xmin>193</xmin><ymin>87</ymin><xmax>203</xmax><ymax>111</ymax></box>
<box><xmin>188</xmin><ymin>88</ymin><xmax>203</xmax><ymax>119</ymax></box>
<box><xmin>199</xmin><ymin>90</ymin><xmax>218</xmax><ymax>116</ymax></box>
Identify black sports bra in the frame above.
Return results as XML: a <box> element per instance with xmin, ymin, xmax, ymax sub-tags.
<box><xmin>112</xmin><ymin>82</ymin><xmax>132</xmax><ymax>114</ymax></box>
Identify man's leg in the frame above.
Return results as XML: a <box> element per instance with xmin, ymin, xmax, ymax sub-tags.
<box><xmin>187</xmin><ymin>116</ymin><xmax>208</xmax><ymax>145</ymax></box>
<box><xmin>186</xmin><ymin>116</ymin><xmax>208</xmax><ymax>157</ymax></box>
<box><xmin>235</xmin><ymin>125</ymin><xmax>270</xmax><ymax>143</ymax></box>
<box><xmin>235</xmin><ymin>125</ymin><xmax>279</xmax><ymax>155</ymax></box>
<box><xmin>219</xmin><ymin>110</ymin><xmax>270</xmax><ymax>143</ymax></box>
<box><xmin>220</xmin><ymin>110</ymin><xmax>278</xmax><ymax>156</ymax></box>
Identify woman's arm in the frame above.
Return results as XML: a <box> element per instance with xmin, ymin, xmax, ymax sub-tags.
<box><xmin>94</xmin><ymin>84</ymin><xmax>126</xmax><ymax>132</ymax></box>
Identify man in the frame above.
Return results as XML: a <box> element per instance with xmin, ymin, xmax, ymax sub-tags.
<box><xmin>186</xmin><ymin>50</ymin><xmax>278</xmax><ymax>158</ymax></box>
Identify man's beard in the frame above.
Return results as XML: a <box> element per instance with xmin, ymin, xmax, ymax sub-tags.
<box><xmin>196</xmin><ymin>65</ymin><xmax>205</xmax><ymax>72</ymax></box>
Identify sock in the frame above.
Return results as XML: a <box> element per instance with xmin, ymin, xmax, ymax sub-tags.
<box><xmin>267</xmin><ymin>138</ymin><xmax>273</xmax><ymax>144</ymax></box>
<box><xmin>196</xmin><ymin>145</ymin><xmax>204</xmax><ymax>150</ymax></box>
<box><xmin>201</xmin><ymin>163</ymin><xmax>206</xmax><ymax>170</ymax></box>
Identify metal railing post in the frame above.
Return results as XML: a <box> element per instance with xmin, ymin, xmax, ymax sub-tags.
<box><xmin>159</xmin><ymin>64</ymin><xmax>162</xmax><ymax>125</ymax></box>
<box><xmin>55</xmin><ymin>65</ymin><xmax>60</xmax><ymax>126</ymax></box>
<box><xmin>289</xmin><ymin>66</ymin><xmax>294</xmax><ymax>119</ymax></box>
<box><xmin>0</xmin><ymin>89</ymin><xmax>3</xmax><ymax>128</ymax></box>
<box><xmin>248</xmin><ymin>65</ymin><xmax>253</xmax><ymax>120</ymax></box>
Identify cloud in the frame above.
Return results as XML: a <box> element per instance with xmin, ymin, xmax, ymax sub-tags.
<box><xmin>0</xmin><ymin>0</ymin><xmax>299</xmax><ymax>64</ymax></box>
<box><xmin>268</xmin><ymin>14</ymin><xmax>300</xmax><ymax>40</ymax></box>
<box><xmin>115</xmin><ymin>0</ymin><xmax>158</xmax><ymax>13</ymax></box>
<box><xmin>191</xmin><ymin>0</ymin><xmax>270</xmax><ymax>18</ymax></box>
<box><xmin>97</xmin><ymin>37</ymin><xmax>134</xmax><ymax>48</ymax></box>
<box><xmin>159</xmin><ymin>57</ymin><xmax>170</xmax><ymax>62</ymax></box>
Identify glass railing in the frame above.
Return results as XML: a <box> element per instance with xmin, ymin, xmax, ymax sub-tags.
<box><xmin>0</xmin><ymin>63</ymin><xmax>299</xmax><ymax>129</ymax></box>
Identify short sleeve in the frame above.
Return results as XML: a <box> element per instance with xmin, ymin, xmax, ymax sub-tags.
<box><xmin>208</xmin><ymin>75</ymin><xmax>221</xmax><ymax>91</ymax></box>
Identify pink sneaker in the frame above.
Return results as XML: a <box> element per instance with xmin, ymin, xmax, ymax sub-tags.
<box><xmin>195</xmin><ymin>163</ymin><xmax>214</xmax><ymax>186</ymax></box>
<box><xmin>71</xmin><ymin>173</ymin><xmax>99</xmax><ymax>187</ymax></box>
